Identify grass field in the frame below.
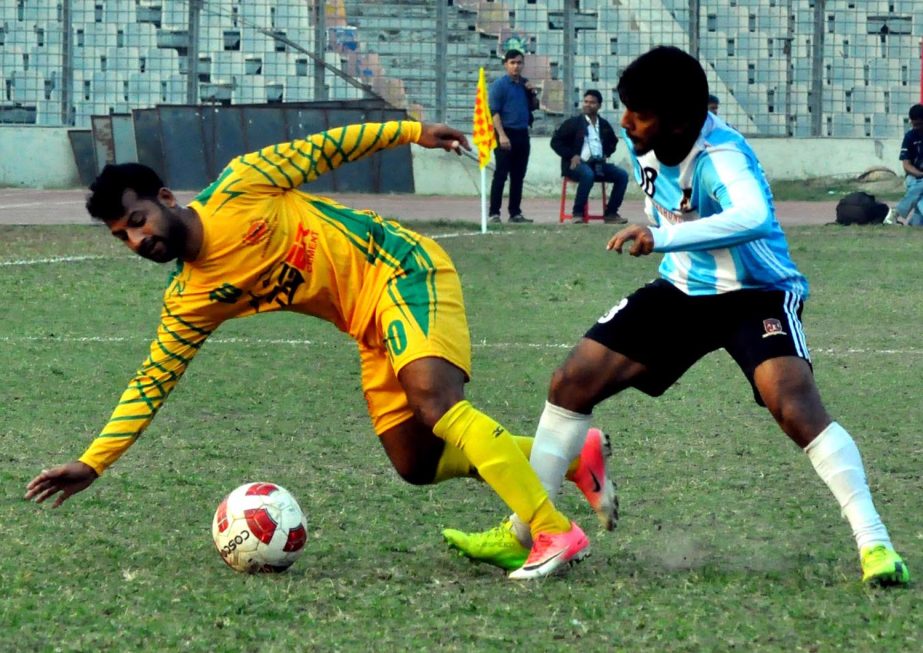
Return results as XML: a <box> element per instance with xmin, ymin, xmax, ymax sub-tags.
<box><xmin>2</xmin><ymin>223</ymin><xmax>921</xmax><ymax>652</ymax></box>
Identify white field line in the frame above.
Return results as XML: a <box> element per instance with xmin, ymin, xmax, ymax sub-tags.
<box><xmin>0</xmin><ymin>201</ymin><xmax>82</xmax><ymax>209</ymax></box>
<box><xmin>0</xmin><ymin>334</ymin><xmax>919</xmax><ymax>356</ymax></box>
<box><xmin>0</xmin><ymin>254</ymin><xmax>114</xmax><ymax>266</ymax></box>
<box><xmin>0</xmin><ymin>231</ymin><xmax>504</xmax><ymax>267</ymax></box>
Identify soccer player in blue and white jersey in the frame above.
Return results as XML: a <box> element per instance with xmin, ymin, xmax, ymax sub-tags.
<box><xmin>443</xmin><ymin>46</ymin><xmax>909</xmax><ymax>585</ymax></box>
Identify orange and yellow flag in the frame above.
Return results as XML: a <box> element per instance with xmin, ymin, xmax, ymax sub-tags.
<box><xmin>473</xmin><ymin>67</ymin><xmax>496</xmax><ymax>169</ymax></box>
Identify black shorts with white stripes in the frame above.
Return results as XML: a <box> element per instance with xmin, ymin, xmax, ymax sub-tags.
<box><xmin>584</xmin><ymin>279</ymin><xmax>812</xmax><ymax>406</ymax></box>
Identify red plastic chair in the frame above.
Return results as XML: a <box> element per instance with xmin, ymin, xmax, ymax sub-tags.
<box><xmin>559</xmin><ymin>176</ymin><xmax>608</xmax><ymax>223</ymax></box>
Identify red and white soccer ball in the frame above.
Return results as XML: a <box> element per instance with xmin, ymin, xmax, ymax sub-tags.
<box><xmin>212</xmin><ymin>482</ymin><xmax>308</xmax><ymax>573</ymax></box>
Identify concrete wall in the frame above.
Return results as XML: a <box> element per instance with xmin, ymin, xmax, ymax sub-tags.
<box><xmin>412</xmin><ymin>136</ymin><xmax>905</xmax><ymax>196</ymax></box>
<box><xmin>0</xmin><ymin>127</ymin><xmax>81</xmax><ymax>188</ymax></box>
<box><xmin>0</xmin><ymin>126</ymin><xmax>903</xmax><ymax>192</ymax></box>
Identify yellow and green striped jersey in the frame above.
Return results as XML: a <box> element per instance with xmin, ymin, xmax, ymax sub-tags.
<box><xmin>79</xmin><ymin>120</ymin><xmax>426</xmax><ymax>474</ymax></box>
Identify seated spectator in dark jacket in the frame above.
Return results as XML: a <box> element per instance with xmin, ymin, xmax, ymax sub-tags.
<box><xmin>892</xmin><ymin>103</ymin><xmax>923</xmax><ymax>226</ymax></box>
<box><xmin>550</xmin><ymin>89</ymin><xmax>629</xmax><ymax>223</ymax></box>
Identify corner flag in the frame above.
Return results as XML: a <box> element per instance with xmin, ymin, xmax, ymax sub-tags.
<box><xmin>473</xmin><ymin>67</ymin><xmax>496</xmax><ymax>170</ymax></box>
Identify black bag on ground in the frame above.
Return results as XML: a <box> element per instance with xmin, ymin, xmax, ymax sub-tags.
<box><xmin>835</xmin><ymin>191</ymin><xmax>889</xmax><ymax>225</ymax></box>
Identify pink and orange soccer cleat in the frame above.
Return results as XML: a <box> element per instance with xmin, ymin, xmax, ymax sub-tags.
<box><xmin>572</xmin><ymin>427</ymin><xmax>619</xmax><ymax>531</ymax></box>
<box><xmin>508</xmin><ymin>521</ymin><xmax>590</xmax><ymax>579</ymax></box>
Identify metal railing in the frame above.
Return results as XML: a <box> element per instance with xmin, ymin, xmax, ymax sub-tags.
<box><xmin>1</xmin><ymin>0</ymin><xmax>920</xmax><ymax>137</ymax></box>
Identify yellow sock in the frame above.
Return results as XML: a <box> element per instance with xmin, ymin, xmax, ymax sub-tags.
<box><xmin>433</xmin><ymin>443</ymin><xmax>477</xmax><ymax>482</ymax></box>
<box><xmin>435</xmin><ymin>435</ymin><xmax>578</xmax><ymax>482</ymax></box>
<box><xmin>433</xmin><ymin>401</ymin><xmax>571</xmax><ymax>537</ymax></box>
<box><xmin>511</xmin><ymin>435</ymin><xmax>581</xmax><ymax>482</ymax></box>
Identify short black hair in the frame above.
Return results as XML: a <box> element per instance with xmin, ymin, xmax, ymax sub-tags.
<box><xmin>584</xmin><ymin>89</ymin><xmax>603</xmax><ymax>104</ymax></box>
<box><xmin>910</xmin><ymin>104</ymin><xmax>923</xmax><ymax>121</ymax></box>
<box><xmin>708</xmin><ymin>94</ymin><xmax>720</xmax><ymax>105</ymax></box>
<box><xmin>503</xmin><ymin>49</ymin><xmax>524</xmax><ymax>62</ymax></box>
<box><xmin>86</xmin><ymin>163</ymin><xmax>165</xmax><ymax>222</ymax></box>
<box><xmin>617</xmin><ymin>46</ymin><xmax>709</xmax><ymax>133</ymax></box>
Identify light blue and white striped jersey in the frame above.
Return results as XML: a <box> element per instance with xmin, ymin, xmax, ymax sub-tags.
<box><xmin>622</xmin><ymin>113</ymin><xmax>809</xmax><ymax>298</ymax></box>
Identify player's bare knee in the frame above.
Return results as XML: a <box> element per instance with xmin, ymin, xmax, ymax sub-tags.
<box><xmin>410</xmin><ymin>396</ymin><xmax>462</xmax><ymax>431</ymax></box>
<box><xmin>766</xmin><ymin>394</ymin><xmax>830</xmax><ymax>444</ymax></box>
<box><xmin>393</xmin><ymin>460</ymin><xmax>438</xmax><ymax>486</ymax></box>
<box><xmin>547</xmin><ymin>366</ymin><xmax>595</xmax><ymax>412</ymax></box>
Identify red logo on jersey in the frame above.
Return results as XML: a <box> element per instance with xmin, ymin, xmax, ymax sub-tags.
<box><xmin>242</xmin><ymin>219</ymin><xmax>271</xmax><ymax>246</ymax></box>
<box><xmin>762</xmin><ymin>318</ymin><xmax>787</xmax><ymax>338</ymax></box>
<box><xmin>285</xmin><ymin>223</ymin><xmax>319</xmax><ymax>274</ymax></box>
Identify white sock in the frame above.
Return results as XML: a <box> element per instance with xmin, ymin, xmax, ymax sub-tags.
<box><xmin>510</xmin><ymin>401</ymin><xmax>593</xmax><ymax>548</ymax></box>
<box><xmin>530</xmin><ymin>401</ymin><xmax>593</xmax><ymax>495</ymax></box>
<box><xmin>805</xmin><ymin>422</ymin><xmax>892</xmax><ymax>552</ymax></box>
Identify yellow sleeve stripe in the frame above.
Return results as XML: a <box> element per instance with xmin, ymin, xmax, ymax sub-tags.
<box><xmin>275</xmin><ymin>145</ymin><xmax>308</xmax><ymax>185</ymax></box>
<box><xmin>240</xmin><ymin>158</ymin><xmax>278</xmax><ymax>186</ymax></box>
<box><xmin>81</xmin><ymin>306</ymin><xmax>215</xmax><ymax>474</ymax></box>
<box><xmin>258</xmin><ymin>151</ymin><xmax>294</xmax><ymax>188</ymax></box>
<box><xmin>119</xmin><ymin>397</ymin><xmax>162</xmax><ymax>406</ymax></box>
<box><xmin>341</xmin><ymin>124</ymin><xmax>367</xmax><ymax>160</ymax></box>
<box><xmin>164</xmin><ymin>305</ymin><xmax>213</xmax><ymax>338</ymax></box>
<box><xmin>386</xmin><ymin>123</ymin><xmax>403</xmax><ymax>144</ymax></box>
<box><xmin>154</xmin><ymin>338</ymin><xmax>191</xmax><ymax>368</ymax></box>
<box><xmin>292</xmin><ymin>144</ymin><xmax>318</xmax><ymax>179</ymax></box>
<box><xmin>354</xmin><ymin>123</ymin><xmax>388</xmax><ymax>160</ymax></box>
<box><xmin>106</xmin><ymin>414</ymin><xmax>153</xmax><ymax>424</ymax></box>
<box><xmin>125</xmin><ymin>375</ymin><xmax>168</xmax><ymax>393</ymax></box>
<box><xmin>316</xmin><ymin>133</ymin><xmax>340</xmax><ymax>173</ymax></box>
<box><xmin>129</xmin><ymin>379</ymin><xmax>159</xmax><ymax>411</ymax></box>
<box><xmin>147</xmin><ymin>358</ymin><xmax>179</xmax><ymax>386</ymax></box>
<box><xmin>161</xmin><ymin>320</ymin><xmax>209</xmax><ymax>350</ymax></box>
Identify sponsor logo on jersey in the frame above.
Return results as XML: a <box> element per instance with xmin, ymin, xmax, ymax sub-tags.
<box><xmin>242</xmin><ymin>218</ymin><xmax>271</xmax><ymax>246</ymax></box>
<box><xmin>762</xmin><ymin>318</ymin><xmax>787</xmax><ymax>338</ymax></box>
<box><xmin>651</xmin><ymin>201</ymin><xmax>683</xmax><ymax>225</ymax></box>
<box><xmin>248</xmin><ymin>263</ymin><xmax>304</xmax><ymax>311</ymax></box>
<box><xmin>285</xmin><ymin>223</ymin><xmax>319</xmax><ymax>274</ymax></box>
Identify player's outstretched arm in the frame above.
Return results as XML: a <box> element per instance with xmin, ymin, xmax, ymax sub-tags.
<box><xmin>416</xmin><ymin>123</ymin><xmax>471</xmax><ymax>155</ymax></box>
<box><xmin>249</xmin><ymin>121</ymin><xmax>472</xmax><ymax>189</ymax></box>
<box><xmin>606</xmin><ymin>224</ymin><xmax>654</xmax><ymax>256</ymax></box>
<box><xmin>25</xmin><ymin>462</ymin><xmax>98</xmax><ymax>508</ymax></box>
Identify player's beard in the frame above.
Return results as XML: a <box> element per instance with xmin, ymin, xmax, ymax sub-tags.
<box><xmin>651</xmin><ymin>130</ymin><xmax>700</xmax><ymax>166</ymax></box>
<box><xmin>139</xmin><ymin>204</ymin><xmax>188</xmax><ymax>263</ymax></box>
<box><xmin>630</xmin><ymin>137</ymin><xmax>652</xmax><ymax>156</ymax></box>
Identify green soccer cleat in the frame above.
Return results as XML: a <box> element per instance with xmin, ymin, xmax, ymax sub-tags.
<box><xmin>860</xmin><ymin>544</ymin><xmax>910</xmax><ymax>586</ymax></box>
<box><xmin>442</xmin><ymin>519</ymin><xmax>530</xmax><ymax>571</ymax></box>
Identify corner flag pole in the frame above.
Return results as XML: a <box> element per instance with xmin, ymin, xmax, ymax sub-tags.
<box><xmin>480</xmin><ymin>167</ymin><xmax>488</xmax><ymax>233</ymax></box>
<box><xmin>473</xmin><ymin>67</ymin><xmax>496</xmax><ymax>234</ymax></box>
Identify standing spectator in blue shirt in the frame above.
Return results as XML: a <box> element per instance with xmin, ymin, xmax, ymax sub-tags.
<box><xmin>892</xmin><ymin>104</ymin><xmax>923</xmax><ymax>226</ymax></box>
<box><xmin>488</xmin><ymin>50</ymin><xmax>538</xmax><ymax>224</ymax></box>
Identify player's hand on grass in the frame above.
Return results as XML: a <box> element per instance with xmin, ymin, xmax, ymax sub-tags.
<box><xmin>25</xmin><ymin>462</ymin><xmax>98</xmax><ymax>508</ymax></box>
<box><xmin>607</xmin><ymin>224</ymin><xmax>654</xmax><ymax>256</ymax></box>
<box><xmin>418</xmin><ymin>123</ymin><xmax>472</xmax><ymax>155</ymax></box>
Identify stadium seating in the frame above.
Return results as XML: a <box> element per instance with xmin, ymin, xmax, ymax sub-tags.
<box><xmin>0</xmin><ymin>0</ymin><xmax>918</xmax><ymax>137</ymax></box>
